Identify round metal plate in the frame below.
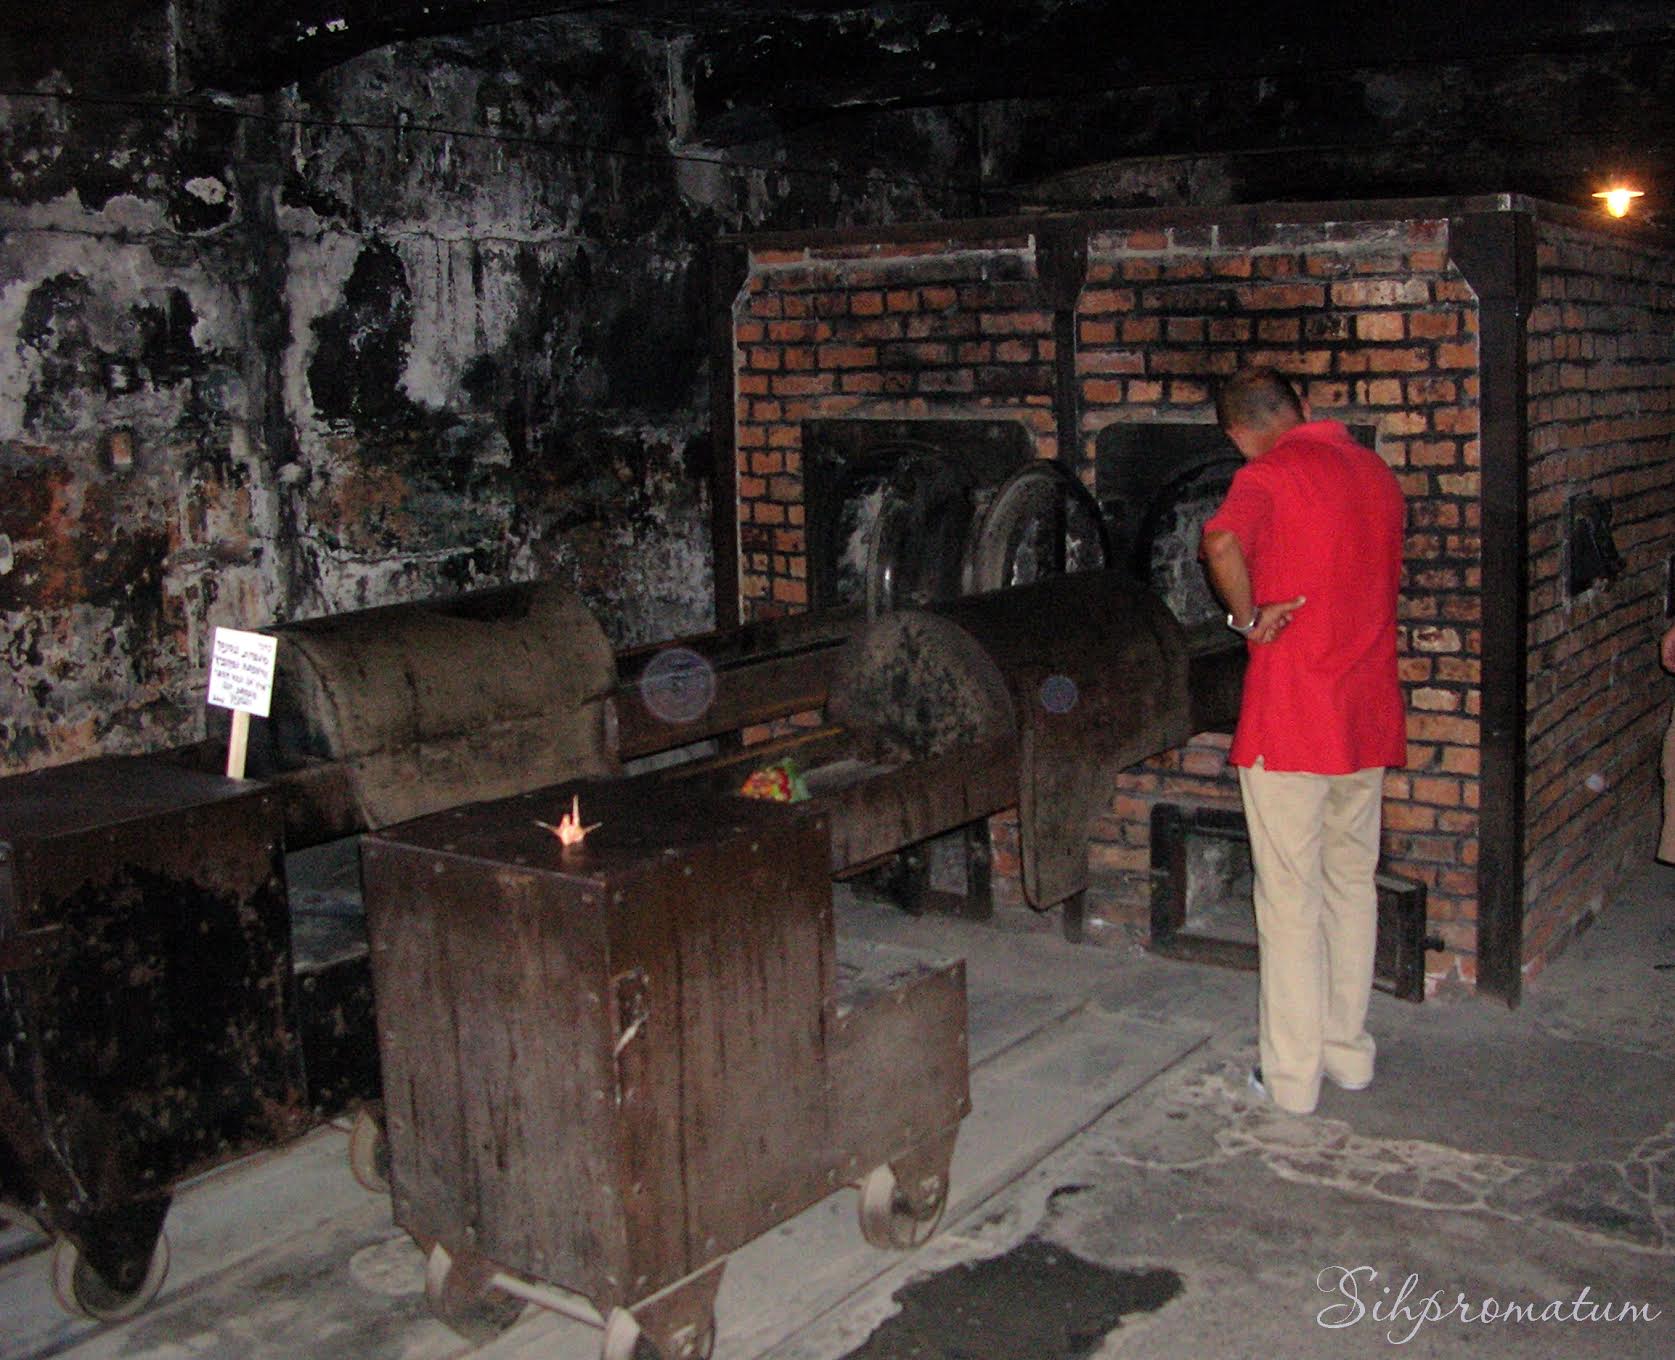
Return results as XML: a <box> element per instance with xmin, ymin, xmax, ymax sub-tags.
<box><xmin>865</xmin><ymin>454</ymin><xmax>977</xmax><ymax>618</ymax></box>
<box><xmin>965</xmin><ymin>461</ymin><xmax>1109</xmax><ymax>593</ymax></box>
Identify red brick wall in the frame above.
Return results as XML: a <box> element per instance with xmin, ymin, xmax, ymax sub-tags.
<box><xmin>1074</xmin><ymin>220</ymin><xmax>1485</xmax><ymax>990</ymax></box>
<box><xmin>733</xmin><ymin>218</ymin><xmax>1487</xmax><ymax>991</ymax></box>
<box><xmin>734</xmin><ymin>236</ymin><xmax>1060</xmax><ymax>615</ymax></box>
<box><xmin>731</xmin><ymin>209</ymin><xmax>1675</xmax><ymax>996</ymax></box>
<box><xmin>1522</xmin><ymin>221</ymin><xmax>1675</xmax><ymax>975</ymax></box>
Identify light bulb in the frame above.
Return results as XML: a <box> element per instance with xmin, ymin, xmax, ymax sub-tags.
<box><xmin>1592</xmin><ymin>186</ymin><xmax>1645</xmax><ymax>218</ymax></box>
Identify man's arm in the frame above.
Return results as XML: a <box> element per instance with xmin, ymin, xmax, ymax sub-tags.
<box><xmin>1200</xmin><ymin>528</ymin><xmax>1304</xmax><ymax>645</ymax></box>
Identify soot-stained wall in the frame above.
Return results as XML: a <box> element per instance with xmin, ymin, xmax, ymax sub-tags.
<box><xmin>1</xmin><ymin>77</ymin><xmax>262</xmax><ymax>771</ymax></box>
<box><xmin>0</xmin><ymin>16</ymin><xmax>980</xmax><ymax>774</ymax></box>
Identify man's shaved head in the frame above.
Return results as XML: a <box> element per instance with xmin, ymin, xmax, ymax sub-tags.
<box><xmin>1215</xmin><ymin>368</ymin><xmax>1306</xmax><ymax>434</ymax></box>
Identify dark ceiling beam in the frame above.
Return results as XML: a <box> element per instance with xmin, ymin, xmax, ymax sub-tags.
<box><xmin>989</xmin><ymin>44</ymin><xmax>1675</xmax><ymax>208</ymax></box>
<box><xmin>2</xmin><ymin>1</ymin><xmax>177</xmax><ymax>91</ymax></box>
<box><xmin>681</xmin><ymin>0</ymin><xmax>1675</xmax><ymax>142</ymax></box>
<box><xmin>175</xmin><ymin>0</ymin><xmax>634</xmax><ymax>91</ymax></box>
<box><xmin>175</xmin><ymin>1</ymin><xmax>952</xmax><ymax>92</ymax></box>
<box><xmin>160</xmin><ymin>1</ymin><xmax>1675</xmax><ymax>104</ymax></box>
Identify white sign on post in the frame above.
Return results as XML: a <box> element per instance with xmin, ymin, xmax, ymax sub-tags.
<box><xmin>208</xmin><ymin>627</ymin><xmax>279</xmax><ymax>779</ymax></box>
<box><xmin>208</xmin><ymin>628</ymin><xmax>278</xmax><ymax>716</ymax></box>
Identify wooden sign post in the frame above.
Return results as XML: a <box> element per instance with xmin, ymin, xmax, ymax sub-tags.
<box><xmin>207</xmin><ymin>628</ymin><xmax>279</xmax><ymax>780</ymax></box>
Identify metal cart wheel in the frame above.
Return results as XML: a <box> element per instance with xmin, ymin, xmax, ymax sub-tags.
<box><xmin>347</xmin><ymin>1103</ymin><xmax>390</xmax><ymax>1194</ymax></box>
<box><xmin>50</xmin><ymin>1229</ymin><xmax>170</xmax><ymax>1323</ymax></box>
<box><xmin>423</xmin><ymin>1242</ymin><xmax>526</xmax><ymax>1343</ymax></box>
<box><xmin>857</xmin><ymin>1162</ymin><xmax>948</xmax><ymax>1249</ymax></box>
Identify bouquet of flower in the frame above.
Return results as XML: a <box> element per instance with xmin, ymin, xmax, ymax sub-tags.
<box><xmin>739</xmin><ymin>757</ymin><xmax>811</xmax><ymax>802</ymax></box>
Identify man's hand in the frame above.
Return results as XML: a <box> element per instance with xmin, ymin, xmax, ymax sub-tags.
<box><xmin>1246</xmin><ymin>595</ymin><xmax>1306</xmax><ymax>645</ymax></box>
<box><xmin>1661</xmin><ymin>622</ymin><xmax>1675</xmax><ymax>673</ymax></box>
<box><xmin>1202</xmin><ymin>528</ymin><xmax>1303</xmax><ymax>645</ymax></box>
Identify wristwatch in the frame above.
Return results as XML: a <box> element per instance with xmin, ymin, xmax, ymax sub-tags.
<box><xmin>1226</xmin><ymin>612</ymin><xmax>1257</xmax><ymax>635</ymax></box>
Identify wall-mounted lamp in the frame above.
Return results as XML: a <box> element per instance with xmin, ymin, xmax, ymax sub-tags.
<box><xmin>1592</xmin><ymin>186</ymin><xmax>1645</xmax><ymax>218</ymax></box>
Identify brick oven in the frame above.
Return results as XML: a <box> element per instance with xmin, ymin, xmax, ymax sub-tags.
<box><xmin>708</xmin><ymin>196</ymin><xmax>1675</xmax><ymax>1002</ymax></box>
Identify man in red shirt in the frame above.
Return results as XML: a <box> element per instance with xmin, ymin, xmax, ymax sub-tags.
<box><xmin>1200</xmin><ymin>369</ymin><xmax>1406</xmax><ymax>1115</ymax></box>
<box><xmin>1661</xmin><ymin>621</ymin><xmax>1675</xmax><ymax>862</ymax></box>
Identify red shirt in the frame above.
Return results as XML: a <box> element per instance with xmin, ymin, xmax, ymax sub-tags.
<box><xmin>1202</xmin><ymin>419</ymin><xmax>1407</xmax><ymax>774</ymax></box>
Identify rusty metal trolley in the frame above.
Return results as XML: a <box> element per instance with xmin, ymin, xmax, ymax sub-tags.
<box><xmin>361</xmin><ymin>775</ymin><xmax>969</xmax><ymax>1359</ymax></box>
<box><xmin>0</xmin><ymin>756</ymin><xmax>306</xmax><ymax>1320</ymax></box>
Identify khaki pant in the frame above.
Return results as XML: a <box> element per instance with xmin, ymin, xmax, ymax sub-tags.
<box><xmin>1661</xmin><ymin>703</ymin><xmax>1675</xmax><ymax>863</ymax></box>
<box><xmin>1237</xmin><ymin>760</ymin><xmax>1385</xmax><ymax>1114</ymax></box>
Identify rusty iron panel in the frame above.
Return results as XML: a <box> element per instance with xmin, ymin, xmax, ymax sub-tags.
<box><xmin>656</xmin><ymin>808</ymin><xmax>835</xmax><ymax>1262</ymax></box>
<box><xmin>612</xmin><ymin>608</ymin><xmax>865</xmax><ymax>761</ymax></box>
<box><xmin>595</xmin><ymin>820</ymin><xmax>697</xmax><ymax>1300</ymax></box>
<box><xmin>817</xmin><ymin>736</ymin><xmax>1019</xmax><ymax>873</ymax></box>
<box><xmin>935</xmin><ymin>572</ymin><xmax>1192</xmax><ymax>908</ymax></box>
<box><xmin>0</xmin><ymin>755</ymin><xmax>305</xmax><ymax>1232</ymax></box>
<box><xmin>829</xmin><ymin>944</ymin><xmax>969</xmax><ymax>1176</ymax></box>
<box><xmin>254</xmin><ymin>581</ymin><xmax>619</xmax><ymax>835</ymax></box>
<box><xmin>361</xmin><ymin>833</ymin><xmax>624</xmax><ymax>1302</ymax></box>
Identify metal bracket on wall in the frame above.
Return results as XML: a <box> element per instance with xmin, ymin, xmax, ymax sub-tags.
<box><xmin>1566</xmin><ymin>493</ymin><xmax>1627</xmax><ymax>596</ymax></box>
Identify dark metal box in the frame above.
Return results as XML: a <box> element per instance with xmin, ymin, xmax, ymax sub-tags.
<box><xmin>0</xmin><ymin>756</ymin><xmax>305</xmax><ymax>1316</ymax></box>
<box><xmin>362</xmin><ymin>775</ymin><xmax>968</xmax><ymax>1357</ymax></box>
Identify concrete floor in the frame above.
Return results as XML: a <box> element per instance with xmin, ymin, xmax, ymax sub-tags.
<box><xmin>3</xmin><ymin>861</ymin><xmax>1672</xmax><ymax>1360</ymax></box>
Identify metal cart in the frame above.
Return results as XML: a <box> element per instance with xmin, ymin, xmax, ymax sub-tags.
<box><xmin>361</xmin><ymin>776</ymin><xmax>969</xmax><ymax>1359</ymax></box>
<box><xmin>0</xmin><ymin>756</ymin><xmax>306</xmax><ymax>1320</ymax></box>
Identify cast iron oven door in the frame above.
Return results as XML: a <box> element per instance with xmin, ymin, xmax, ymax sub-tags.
<box><xmin>867</xmin><ymin>456</ymin><xmax>1110</xmax><ymax>618</ymax></box>
<box><xmin>964</xmin><ymin>460</ymin><xmax>1110</xmax><ymax>594</ymax></box>
<box><xmin>803</xmin><ymin>419</ymin><xmax>1031</xmax><ymax>612</ymax></box>
<box><xmin>866</xmin><ymin>454</ymin><xmax>979</xmax><ymax>618</ymax></box>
